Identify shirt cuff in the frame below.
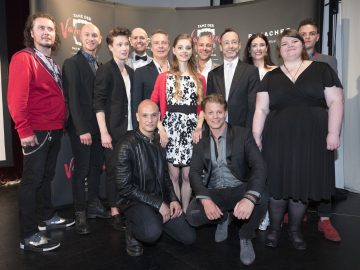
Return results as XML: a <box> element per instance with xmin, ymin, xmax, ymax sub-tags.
<box><xmin>246</xmin><ymin>191</ymin><xmax>260</xmax><ymax>198</ymax></box>
<box><xmin>196</xmin><ymin>195</ymin><xmax>212</xmax><ymax>200</ymax></box>
<box><xmin>95</xmin><ymin>110</ymin><xmax>106</xmax><ymax>114</ymax></box>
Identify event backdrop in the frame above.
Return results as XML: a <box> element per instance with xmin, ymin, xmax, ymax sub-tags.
<box><xmin>30</xmin><ymin>0</ymin><xmax>319</xmax><ymax>206</ymax></box>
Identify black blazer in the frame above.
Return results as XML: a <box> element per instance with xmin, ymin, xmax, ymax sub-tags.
<box><xmin>62</xmin><ymin>51</ymin><xmax>100</xmax><ymax>136</ymax></box>
<box><xmin>207</xmin><ymin>59</ymin><xmax>260</xmax><ymax>129</ymax></box>
<box><xmin>93</xmin><ymin>58</ymin><xmax>134</xmax><ymax>141</ymax></box>
<box><xmin>189</xmin><ymin>124</ymin><xmax>267</xmax><ymax>198</ymax></box>
<box><xmin>131</xmin><ymin>61</ymin><xmax>159</xmax><ymax>129</ymax></box>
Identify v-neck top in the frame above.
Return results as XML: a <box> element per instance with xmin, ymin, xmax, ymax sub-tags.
<box><xmin>256</xmin><ymin>61</ymin><xmax>343</xmax><ymax>202</ymax></box>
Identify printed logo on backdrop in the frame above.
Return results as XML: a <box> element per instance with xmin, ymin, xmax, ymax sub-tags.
<box><xmin>191</xmin><ymin>24</ymin><xmax>221</xmax><ymax>61</ymax></box>
<box><xmin>60</xmin><ymin>14</ymin><xmax>101</xmax><ymax>54</ymax></box>
<box><xmin>249</xmin><ymin>28</ymin><xmax>290</xmax><ymax>43</ymax></box>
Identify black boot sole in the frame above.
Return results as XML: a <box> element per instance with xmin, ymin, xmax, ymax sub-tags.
<box><xmin>126</xmin><ymin>248</ymin><xmax>143</xmax><ymax>256</ymax></box>
<box><xmin>87</xmin><ymin>213</ymin><xmax>111</xmax><ymax>219</ymax></box>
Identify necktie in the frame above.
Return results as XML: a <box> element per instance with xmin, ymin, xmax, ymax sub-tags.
<box><xmin>135</xmin><ymin>55</ymin><xmax>147</xmax><ymax>61</ymax></box>
<box><xmin>225</xmin><ymin>62</ymin><xmax>233</xmax><ymax>101</ymax></box>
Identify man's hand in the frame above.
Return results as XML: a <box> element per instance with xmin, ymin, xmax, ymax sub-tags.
<box><xmin>21</xmin><ymin>135</ymin><xmax>39</xmax><ymax>147</ymax></box>
<box><xmin>159</xmin><ymin>203</ymin><xmax>171</xmax><ymax>223</ymax></box>
<box><xmin>201</xmin><ymin>199</ymin><xmax>223</xmax><ymax>220</ymax></box>
<box><xmin>80</xmin><ymin>133</ymin><xmax>92</xmax><ymax>146</ymax></box>
<box><xmin>234</xmin><ymin>198</ymin><xmax>255</xmax><ymax>220</ymax></box>
<box><xmin>169</xmin><ymin>201</ymin><xmax>182</xmax><ymax>219</ymax></box>
<box><xmin>101</xmin><ymin>132</ymin><xmax>113</xmax><ymax>150</ymax></box>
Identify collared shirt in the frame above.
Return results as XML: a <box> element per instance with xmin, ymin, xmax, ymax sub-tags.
<box><xmin>121</xmin><ymin>74</ymin><xmax>133</xmax><ymax>131</ymax></box>
<box><xmin>308</xmin><ymin>50</ymin><xmax>316</xmax><ymax>58</ymax></box>
<box><xmin>132</xmin><ymin>53</ymin><xmax>149</xmax><ymax>71</ymax></box>
<box><xmin>223</xmin><ymin>57</ymin><xmax>238</xmax><ymax>122</ymax></box>
<box><xmin>198</xmin><ymin>58</ymin><xmax>212</xmax><ymax>82</ymax></box>
<box><xmin>80</xmin><ymin>49</ymin><xmax>99</xmax><ymax>75</ymax></box>
<box><xmin>196</xmin><ymin>123</ymin><xmax>260</xmax><ymax>200</ymax></box>
<box><xmin>153</xmin><ymin>59</ymin><xmax>170</xmax><ymax>74</ymax></box>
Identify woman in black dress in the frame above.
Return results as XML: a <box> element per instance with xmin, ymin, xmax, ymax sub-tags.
<box><xmin>252</xmin><ymin>29</ymin><xmax>344</xmax><ymax>250</ymax></box>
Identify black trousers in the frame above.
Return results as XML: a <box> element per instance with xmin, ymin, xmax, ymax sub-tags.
<box><xmin>186</xmin><ymin>185</ymin><xmax>269</xmax><ymax>239</ymax></box>
<box><xmin>317</xmin><ymin>200</ymin><xmax>332</xmax><ymax>218</ymax></box>
<box><xmin>18</xmin><ymin>130</ymin><xmax>62</xmax><ymax>239</ymax></box>
<box><xmin>69</xmin><ymin>125</ymin><xmax>103</xmax><ymax>211</ymax></box>
<box><xmin>103</xmin><ymin>139</ymin><xmax>119</xmax><ymax>208</ymax></box>
<box><xmin>124</xmin><ymin>204</ymin><xmax>196</xmax><ymax>245</ymax></box>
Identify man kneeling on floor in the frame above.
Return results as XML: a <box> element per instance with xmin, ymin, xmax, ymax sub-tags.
<box><xmin>186</xmin><ymin>94</ymin><xmax>269</xmax><ymax>265</ymax></box>
<box><xmin>115</xmin><ymin>100</ymin><xmax>196</xmax><ymax>256</ymax></box>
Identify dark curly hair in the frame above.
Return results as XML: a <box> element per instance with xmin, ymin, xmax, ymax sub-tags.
<box><xmin>298</xmin><ymin>18</ymin><xmax>319</xmax><ymax>33</ymax></box>
<box><xmin>24</xmin><ymin>12</ymin><xmax>61</xmax><ymax>52</ymax></box>
<box><xmin>243</xmin><ymin>33</ymin><xmax>275</xmax><ymax>68</ymax></box>
<box><xmin>106</xmin><ymin>26</ymin><xmax>131</xmax><ymax>45</ymax></box>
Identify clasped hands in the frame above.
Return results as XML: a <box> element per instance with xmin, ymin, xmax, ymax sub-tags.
<box><xmin>201</xmin><ymin>198</ymin><xmax>255</xmax><ymax>221</ymax></box>
<box><xmin>159</xmin><ymin>202</ymin><xmax>182</xmax><ymax>224</ymax></box>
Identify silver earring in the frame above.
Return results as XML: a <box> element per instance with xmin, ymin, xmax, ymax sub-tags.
<box><xmin>249</xmin><ymin>53</ymin><xmax>252</xmax><ymax>57</ymax></box>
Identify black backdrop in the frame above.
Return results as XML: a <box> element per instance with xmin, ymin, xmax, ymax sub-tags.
<box><xmin>30</xmin><ymin>0</ymin><xmax>319</xmax><ymax>206</ymax></box>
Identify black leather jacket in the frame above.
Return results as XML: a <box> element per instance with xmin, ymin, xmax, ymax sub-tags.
<box><xmin>115</xmin><ymin>128</ymin><xmax>179</xmax><ymax>212</ymax></box>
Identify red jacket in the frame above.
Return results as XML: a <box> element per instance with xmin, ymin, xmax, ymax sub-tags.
<box><xmin>7</xmin><ymin>47</ymin><xmax>67</xmax><ymax>139</ymax></box>
<box><xmin>150</xmin><ymin>72</ymin><xmax>206</xmax><ymax>120</ymax></box>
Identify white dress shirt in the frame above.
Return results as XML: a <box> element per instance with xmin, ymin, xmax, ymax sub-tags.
<box><xmin>199</xmin><ymin>59</ymin><xmax>212</xmax><ymax>82</ymax></box>
<box><xmin>223</xmin><ymin>57</ymin><xmax>239</xmax><ymax>122</ymax></box>
<box><xmin>153</xmin><ymin>59</ymin><xmax>170</xmax><ymax>74</ymax></box>
<box><xmin>132</xmin><ymin>53</ymin><xmax>149</xmax><ymax>71</ymax></box>
<box><xmin>122</xmin><ymin>74</ymin><xmax>133</xmax><ymax>131</ymax></box>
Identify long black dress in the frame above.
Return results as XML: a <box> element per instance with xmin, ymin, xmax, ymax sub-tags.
<box><xmin>257</xmin><ymin>61</ymin><xmax>342</xmax><ymax>202</ymax></box>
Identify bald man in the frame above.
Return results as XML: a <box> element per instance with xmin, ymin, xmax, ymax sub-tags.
<box><xmin>115</xmin><ymin>100</ymin><xmax>196</xmax><ymax>256</ymax></box>
<box><xmin>195</xmin><ymin>35</ymin><xmax>219</xmax><ymax>82</ymax></box>
<box><xmin>63</xmin><ymin>24</ymin><xmax>111</xmax><ymax>235</ymax></box>
<box><xmin>126</xmin><ymin>28</ymin><xmax>153</xmax><ymax>70</ymax></box>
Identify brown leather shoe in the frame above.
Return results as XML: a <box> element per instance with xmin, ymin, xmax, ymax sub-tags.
<box><xmin>318</xmin><ymin>219</ymin><xmax>341</xmax><ymax>242</ymax></box>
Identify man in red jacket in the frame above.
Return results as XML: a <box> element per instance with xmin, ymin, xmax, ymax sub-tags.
<box><xmin>7</xmin><ymin>12</ymin><xmax>74</xmax><ymax>252</ymax></box>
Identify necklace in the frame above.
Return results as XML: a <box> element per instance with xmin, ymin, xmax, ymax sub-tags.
<box><xmin>283</xmin><ymin>61</ymin><xmax>303</xmax><ymax>83</ymax></box>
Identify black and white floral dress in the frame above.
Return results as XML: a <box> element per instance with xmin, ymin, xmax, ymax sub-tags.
<box><xmin>162</xmin><ymin>75</ymin><xmax>198</xmax><ymax>166</ymax></box>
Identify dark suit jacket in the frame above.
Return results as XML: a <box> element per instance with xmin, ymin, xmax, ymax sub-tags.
<box><xmin>93</xmin><ymin>58</ymin><xmax>134</xmax><ymax>141</ymax></box>
<box><xmin>131</xmin><ymin>61</ymin><xmax>159</xmax><ymax>129</ymax></box>
<box><xmin>189</xmin><ymin>124</ymin><xmax>267</xmax><ymax>199</ymax></box>
<box><xmin>207</xmin><ymin>59</ymin><xmax>260</xmax><ymax>128</ymax></box>
<box><xmin>62</xmin><ymin>51</ymin><xmax>100</xmax><ymax>136</ymax></box>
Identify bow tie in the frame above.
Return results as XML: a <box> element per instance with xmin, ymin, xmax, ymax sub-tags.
<box><xmin>135</xmin><ymin>55</ymin><xmax>147</xmax><ymax>61</ymax></box>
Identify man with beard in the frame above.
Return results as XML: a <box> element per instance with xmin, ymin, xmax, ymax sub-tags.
<box><xmin>195</xmin><ymin>35</ymin><xmax>219</xmax><ymax>82</ymax></box>
<box><xmin>8</xmin><ymin>12</ymin><xmax>74</xmax><ymax>252</ymax></box>
<box><xmin>63</xmin><ymin>24</ymin><xmax>111</xmax><ymax>235</ymax></box>
<box><xmin>131</xmin><ymin>29</ymin><xmax>170</xmax><ymax>129</ymax></box>
<box><xmin>126</xmin><ymin>28</ymin><xmax>153</xmax><ymax>70</ymax></box>
<box><xmin>207</xmin><ymin>28</ymin><xmax>260</xmax><ymax>129</ymax></box>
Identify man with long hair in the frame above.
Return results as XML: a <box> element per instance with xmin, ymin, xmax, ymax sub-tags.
<box><xmin>7</xmin><ymin>12</ymin><xmax>74</xmax><ymax>252</ymax></box>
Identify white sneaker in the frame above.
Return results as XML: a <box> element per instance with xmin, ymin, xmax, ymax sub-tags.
<box><xmin>259</xmin><ymin>211</ymin><xmax>270</xmax><ymax>231</ymax></box>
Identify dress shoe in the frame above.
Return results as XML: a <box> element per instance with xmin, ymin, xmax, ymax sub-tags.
<box><xmin>126</xmin><ymin>228</ymin><xmax>143</xmax><ymax>256</ymax></box>
<box><xmin>318</xmin><ymin>219</ymin><xmax>341</xmax><ymax>242</ymax></box>
<box><xmin>240</xmin><ymin>238</ymin><xmax>255</xmax><ymax>265</ymax></box>
<box><xmin>20</xmin><ymin>233</ymin><xmax>60</xmax><ymax>252</ymax></box>
<box><xmin>38</xmin><ymin>213</ymin><xmax>75</xmax><ymax>231</ymax></box>
<box><xmin>283</xmin><ymin>213</ymin><xmax>307</xmax><ymax>224</ymax></box>
<box><xmin>110</xmin><ymin>214</ymin><xmax>126</xmax><ymax>230</ymax></box>
<box><xmin>87</xmin><ymin>198</ymin><xmax>111</xmax><ymax>219</ymax></box>
<box><xmin>215</xmin><ymin>212</ymin><xmax>230</xmax><ymax>242</ymax></box>
<box><xmin>265</xmin><ymin>230</ymin><xmax>280</xmax><ymax>247</ymax></box>
<box><xmin>75</xmin><ymin>210</ymin><xmax>90</xmax><ymax>235</ymax></box>
<box><xmin>287</xmin><ymin>230</ymin><xmax>306</xmax><ymax>250</ymax></box>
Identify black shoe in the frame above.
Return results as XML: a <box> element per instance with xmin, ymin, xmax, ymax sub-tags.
<box><xmin>287</xmin><ymin>230</ymin><xmax>306</xmax><ymax>250</ymax></box>
<box><xmin>126</xmin><ymin>228</ymin><xmax>143</xmax><ymax>256</ymax></box>
<box><xmin>265</xmin><ymin>230</ymin><xmax>280</xmax><ymax>248</ymax></box>
<box><xmin>38</xmin><ymin>213</ymin><xmax>75</xmax><ymax>231</ymax></box>
<box><xmin>110</xmin><ymin>214</ymin><xmax>126</xmax><ymax>230</ymax></box>
<box><xmin>87</xmin><ymin>198</ymin><xmax>111</xmax><ymax>219</ymax></box>
<box><xmin>75</xmin><ymin>210</ymin><xmax>90</xmax><ymax>235</ymax></box>
<box><xmin>20</xmin><ymin>233</ymin><xmax>60</xmax><ymax>252</ymax></box>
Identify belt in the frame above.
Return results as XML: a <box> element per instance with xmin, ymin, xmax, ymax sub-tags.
<box><xmin>167</xmin><ymin>104</ymin><xmax>197</xmax><ymax>115</ymax></box>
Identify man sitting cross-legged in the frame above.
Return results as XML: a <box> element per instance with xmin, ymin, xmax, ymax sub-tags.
<box><xmin>186</xmin><ymin>94</ymin><xmax>269</xmax><ymax>265</ymax></box>
<box><xmin>115</xmin><ymin>100</ymin><xmax>196</xmax><ymax>256</ymax></box>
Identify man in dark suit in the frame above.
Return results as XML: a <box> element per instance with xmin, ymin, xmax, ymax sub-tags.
<box><xmin>131</xmin><ymin>29</ymin><xmax>170</xmax><ymax>128</ymax></box>
<box><xmin>93</xmin><ymin>26</ymin><xmax>134</xmax><ymax>231</ymax></box>
<box><xmin>63</xmin><ymin>24</ymin><xmax>110</xmax><ymax>235</ymax></box>
<box><xmin>186</xmin><ymin>94</ymin><xmax>268</xmax><ymax>265</ymax></box>
<box><xmin>207</xmin><ymin>28</ymin><xmax>260</xmax><ymax>129</ymax></box>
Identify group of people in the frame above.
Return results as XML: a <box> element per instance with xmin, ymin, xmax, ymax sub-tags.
<box><xmin>7</xmin><ymin>11</ymin><xmax>344</xmax><ymax>266</ymax></box>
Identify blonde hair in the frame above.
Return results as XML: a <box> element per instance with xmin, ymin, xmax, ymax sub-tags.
<box><xmin>169</xmin><ymin>34</ymin><xmax>204</xmax><ymax>106</ymax></box>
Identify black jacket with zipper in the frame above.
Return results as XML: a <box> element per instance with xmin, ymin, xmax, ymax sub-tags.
<box><xmin>115</xmin><ymin>128</ymin><xmax>179</xmax><ymax>212</ymax></box>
